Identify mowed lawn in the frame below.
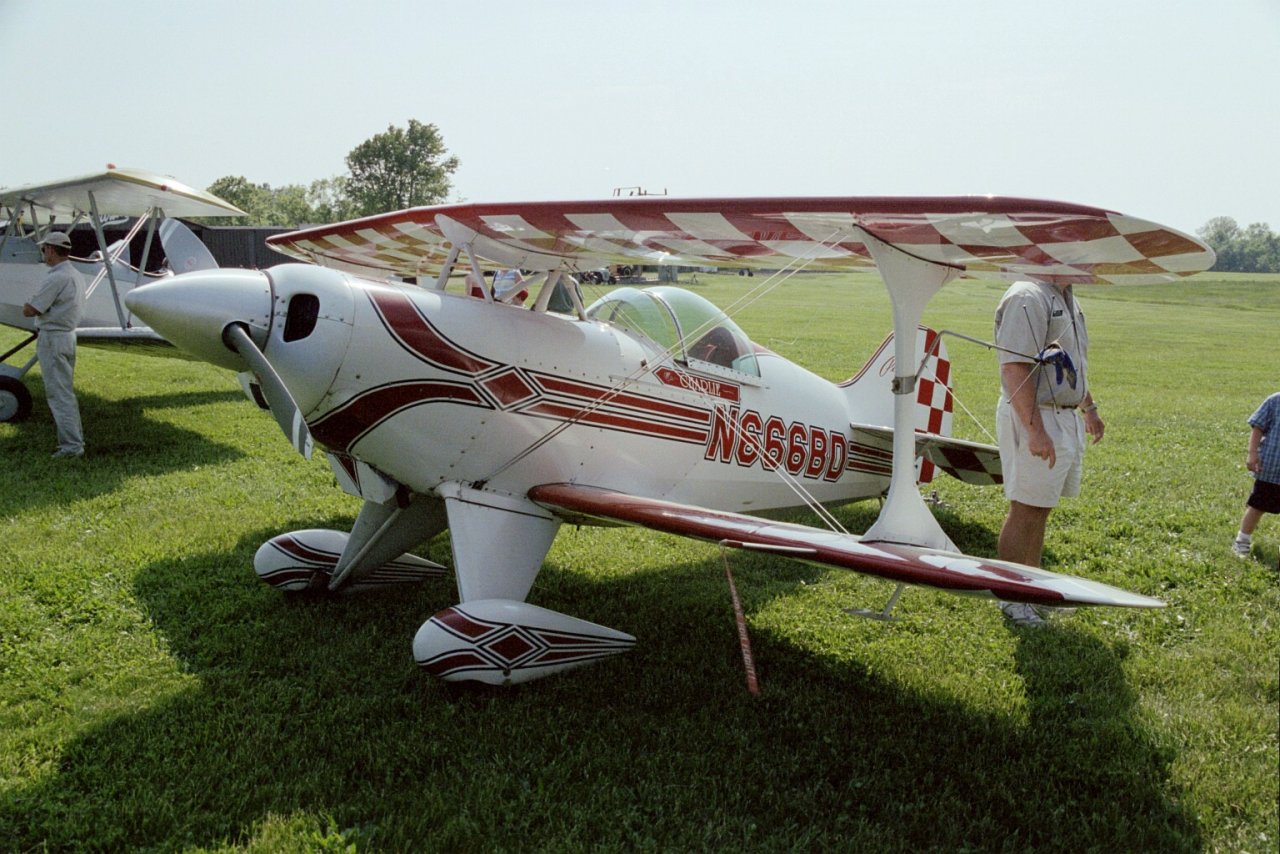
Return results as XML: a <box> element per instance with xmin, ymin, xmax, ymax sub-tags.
<box><xmin>1</xmin><ymin>270</ymin><xmax>1276</xmax><ymax>851</ymax></box>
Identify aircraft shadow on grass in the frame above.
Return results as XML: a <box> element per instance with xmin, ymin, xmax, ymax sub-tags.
<box><xmin>0</xmin><ymin>522</ymin><xmax>1202</xmax><ymax>850</ymax></box>
<box><xmin>0</xmin><ymin>386</ymin><xmax>244</xmax><ymax>517</ymax></box>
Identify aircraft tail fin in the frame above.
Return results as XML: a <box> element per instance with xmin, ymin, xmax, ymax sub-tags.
<box><xmin>839</xmin><ymin>327</ymin><xmax>954</xmax><ymax>483</ymax></box>
<box><xmin>159</xmin><ymin>218</ymin><xmax>218</xmax><ymax>273</ymax></box>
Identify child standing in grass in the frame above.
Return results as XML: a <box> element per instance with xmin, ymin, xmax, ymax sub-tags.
<box><xmin>1232</xmin><ymin>392</ymin><xmax>1280</xmax><ymax>559</ymax></box>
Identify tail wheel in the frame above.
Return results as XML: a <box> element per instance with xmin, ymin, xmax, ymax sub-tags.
<box><xmin>0</xmin><ymin>376</ymin><xmax>33</xmax><ymax>423</ymax></box>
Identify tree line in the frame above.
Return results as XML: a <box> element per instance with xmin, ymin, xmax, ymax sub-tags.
<box><xmin>1196</xmin><ymin>217</ymin><xmax>1280</xmax><ymax>273</ymax></box>
<box><xmin>202</xmin><ymin>119</ymin><xmax>458</xmax><ymax>227</ymax></box>
<box><xmin>202</xmin><ymin>120</ymin><xmax>1278</xmax><ymax>275</ymax></box>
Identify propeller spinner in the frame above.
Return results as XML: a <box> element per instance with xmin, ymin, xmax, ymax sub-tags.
<box><xmin>125</xmin><ymin>265</ymin><xmax>356</xmax><ymax>460</ymax></box>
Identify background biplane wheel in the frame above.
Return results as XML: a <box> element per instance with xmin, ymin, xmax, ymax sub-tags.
<box><xmin>0</xmin><ymin>376</ymin><xmax>33</xmax><ymax>423</ymax></box>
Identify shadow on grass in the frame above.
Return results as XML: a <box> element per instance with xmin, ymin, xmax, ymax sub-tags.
<box><xmin>0</xmin><ymin>387</ymin><xmax>243</xmax><ymax>516</ymax></box>
<box><xmin>0</xmin><ymin>522</ymin><xmax>1202</xmax><ymax>851</ymax></box>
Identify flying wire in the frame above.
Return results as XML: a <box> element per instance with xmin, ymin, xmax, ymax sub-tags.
<box><xmin>479</xmin><ymin>226</ymin><xmax>970</xmax><ymax>543</ymax></box>
<box><xmin>477</xmin><ymin>228</ymin><xmax>855</xmax><ymax>532</ymax></box>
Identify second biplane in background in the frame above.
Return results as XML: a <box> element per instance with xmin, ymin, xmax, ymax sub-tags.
<box><xmin>0</xmin><ymin>165</ymin><xmax>244</xmax><ymax>421</ymax></box>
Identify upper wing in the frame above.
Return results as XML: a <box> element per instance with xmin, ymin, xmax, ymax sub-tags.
<box><xmin>0</xmin><ymin>166</ymin><xmax>245</xmax><ymax>219</ymax></box>
<box><xmin>528</xmin><ymin>483</ymin><xmax>1161</xmax><ymax>609</ymax></box>
<box><xmin>267</xmin><ymin>196</ymin><xmax>1215</xmax><ymax>285</ymax></box>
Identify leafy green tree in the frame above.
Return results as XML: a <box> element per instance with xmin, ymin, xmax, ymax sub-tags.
<box><xmin>345</xmin><ymin>119</ymin><xmax>458</xmax><ymax>217</ymax></box>
<box><xmin>307</xmin><ymin>176</ymin><xmax>357</xmax><ymax>223</ymax></box>
<box><xmin>202</xmin><ymin>120</ymin><xmax>458</xmax><ymax>226</ymax></box>
<box><xmin>271</xmin><ymin>184</ymin><xmax>315</xmax><ymax>227</ymax></box>
<box><xmin>203</xmin><ymin>175</ymin><xmax>348</xmax><ymax>227</ymax></box>
<box><xmin>204</xmin><ymin>175</ymin><xmax>268</xmax><ymax>225</ymax></box>
<box><xmin>1240</xmin><ymin>222</ymin><xmax>1280</xmax><ymax>273</ymax></box>
<box><xmin>1197</xmin><ymin>217</ymin><xmax>1280</xmax><ymax>273</ymax></box>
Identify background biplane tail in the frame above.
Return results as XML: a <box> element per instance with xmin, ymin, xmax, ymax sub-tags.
<box><xmin>157</xmin><ymin>218</ymin><xmax>218</xmax><ymax>275</ymax></box>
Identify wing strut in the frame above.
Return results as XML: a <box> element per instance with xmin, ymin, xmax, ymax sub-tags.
<box><xmin>857</xmin><ymin>227</ymin><xmax>961</xmax><ymax>550</ymax></box>
<box><xmin>86</xmin><ymin>191</ymin><xmax>129</xmax><ymax>330</ymax></box>
<box><xmin>432</xmin><ymin>245</ymin><xmax>461</xmax><ymax>290</ymax></box>
<box><xmin>844</xmin><ymin>582</ymin><xmax>906</xmax><ymax>621</ymax></box>
<box><xmin>134</xmin><ymin>208</ymin><xmax>160</xmax><ymax>292</ymax></box>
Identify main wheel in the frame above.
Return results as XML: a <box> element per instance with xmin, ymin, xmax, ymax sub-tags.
<box><xmin>0</xmin><ymin>376</ymin><xmax>33</xmax><ymax>423</ymax></box>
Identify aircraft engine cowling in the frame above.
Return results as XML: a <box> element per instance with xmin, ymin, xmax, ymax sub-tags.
<box><xmin>253</xmin><ymin>529</ymin><xmax>447</xmax><ymax>593</ymax></box>
<box><xmin>413</xmin><ymin>600</ymin><xmax>635</xmax><ymax>685</ymax></box>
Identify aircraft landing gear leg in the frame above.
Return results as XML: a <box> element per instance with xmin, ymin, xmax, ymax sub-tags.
<box><xmin>844</xmin><ymin>583</ymin><xmax>906</xmax><ymax>622</ymax></box>
<box><xmin>0</xmin><ymin>375</ymin><xmax>33</xmax><ymax>423</ymax></box>
<box><xmin>1</xmin><ymin>335</ymin><xmax>38</xmax><ymax>423</ymax></box>
<box><xmin>411</xmin><ymin>483</ymin><xmax>635</xmax><ymax>685</ymax></box>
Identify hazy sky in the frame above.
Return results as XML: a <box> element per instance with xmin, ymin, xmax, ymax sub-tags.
<box><xmin>2</xmin><ymin>0</ymin><xmax>1276</xmax><ymax>234</ymax></box>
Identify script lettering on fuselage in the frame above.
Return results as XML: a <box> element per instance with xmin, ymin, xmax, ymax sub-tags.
<box><xmin>703</xmin><ymin>405</ymin><xmax>847</xmax><ymax>481</ymax></box>
<box><xmin>654</xmin><ymin>366</ymin><xmax>741</xmax><ymax>402</ymax></box>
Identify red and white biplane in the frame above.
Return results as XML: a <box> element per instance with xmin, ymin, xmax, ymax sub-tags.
<box><xmin>124</xmin><ymin>196</ymin><xmax>1214</xmax><ymax>685</ymax></box>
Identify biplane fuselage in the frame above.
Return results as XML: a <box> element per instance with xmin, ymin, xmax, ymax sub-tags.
<box><xmin>171</xmin><ymin>263</ymin><xmax>938</xmax><ymax>514</ymax></box>
<box><xmin>0</xmin><ymin>236</ymin><xmax>165</xmax><ymax>331</ymax></box>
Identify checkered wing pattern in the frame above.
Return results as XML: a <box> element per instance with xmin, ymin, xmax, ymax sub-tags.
<box><xmin>267</xmin><ymin>196</ymin><xmax>1214</xmax><ymax>285</ymax></box>
<box><xmin>918</xmin><ymin>436</ymin><xmax>1003</xmax><ymax>486</ymax></box>
<box><xmin>850</xmin><ymin>425</ymin><xmax>1000</xmax><ymax>487</ymax></box>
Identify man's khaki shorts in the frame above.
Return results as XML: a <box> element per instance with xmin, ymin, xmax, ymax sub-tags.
<box><xmin>996</xmin><ymin>400</ymin><xmax>1084</xmax><ymax>508</ymax></box>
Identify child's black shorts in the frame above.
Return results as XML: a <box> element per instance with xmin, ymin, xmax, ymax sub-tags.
<box><xmin>1246</xmin><ymin>478</ymin><xmax>1280</xmax><ymax>513</ymax></box>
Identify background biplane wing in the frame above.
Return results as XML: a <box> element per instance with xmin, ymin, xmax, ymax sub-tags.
<box><xmin>267</xmin><ymin>196</ymin><xmax>1214</xmax><ymax>285</ymax></box>
<box><xmin>0</xmin><ymin>165</ymin><xmax>245</xmax><ymax>220</ymax></box>
<box><xmin>529</xmin><ymin>483</ymin><xmax>1161</xmax><ymax>609</ymax></box>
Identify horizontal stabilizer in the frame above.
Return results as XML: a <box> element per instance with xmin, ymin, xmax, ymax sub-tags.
<box><xmin>850</xmin><ymin>423</ymin><xmax>1003</xmax><ymax>486</ymax></box>
<box><xmin>529</xmin><ymin>483</ymin><xmax>1161</xmax><ymax>609</ymax></box>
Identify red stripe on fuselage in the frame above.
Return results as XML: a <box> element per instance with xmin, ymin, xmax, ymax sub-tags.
<box><xmin>310</xmin><ymin>381</ymin><xmax>490</xmax><ymax>452</ymax></box>
<box><xmin>524</xmin><ymin>401</ymin><xmax>709</xmax><ymax>443</ymax></box>
<box><xmin>533</xmin><ymin>373</ymin><xmax>711</xmax><ymax>424</ymax></box>
<box><xmin>368</xmin><ymin>288</ymin><xmax>495</xmax><ymax>375</ymax></box>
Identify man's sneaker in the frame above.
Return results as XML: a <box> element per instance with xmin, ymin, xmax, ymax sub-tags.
<box><xmin>1232</xmin><ymin>539</ymin><xmax>1251</xmax><ymax>559</ymax></box>
<box><xmin>51</xmin><ymin>449</ymin><xmax>84</xmax><ymax>459</ymax></box>
<box><xmin>999</xmin><ymin>601</ymin><xmax>1047</xmax><ymax>628</ymax></box>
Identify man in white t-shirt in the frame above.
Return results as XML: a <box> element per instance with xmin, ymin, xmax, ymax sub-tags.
<box><xmin>993</xmin><ymin>279</ymin><xmax>1104</xmax><ymax>625</ymax></box>
<box><xmin>22</xmin><ymin>232</ymin><xmax>86</xmax><ymax>458</ymax></box>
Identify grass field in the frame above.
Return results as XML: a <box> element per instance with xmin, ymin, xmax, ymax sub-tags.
<box><xmin>1</xmin><ymin>270</ymin><xmax>1277</xmax><ymax>851</ymax></box>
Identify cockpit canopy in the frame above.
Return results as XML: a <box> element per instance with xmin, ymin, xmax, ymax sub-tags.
<box><xmin>585</xmin><ymin>286</ymin><xmax>760</xmax><ymax>377</ymax></box>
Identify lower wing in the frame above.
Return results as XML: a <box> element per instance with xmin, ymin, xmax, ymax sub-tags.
<box><xmin>529</xmin><ymin>483</ymin><xmax>1160</xmax><ymax>609</ymax></box>
<box><xmin>75</xmin><ymin>327</ymin><xmax>182</xmax><ymax>358</ymax></box>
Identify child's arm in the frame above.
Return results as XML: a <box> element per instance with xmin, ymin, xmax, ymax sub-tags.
<box><xmin>1247</xmin><ymin>426</ymin><xmax>1263</xmax><ymax>473</ymax></box>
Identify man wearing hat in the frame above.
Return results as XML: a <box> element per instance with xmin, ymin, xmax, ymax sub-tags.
<box><xmin>22</xmin><ymin>231</ymin><xmax>86</xmax><ymax>458</ymax></box>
